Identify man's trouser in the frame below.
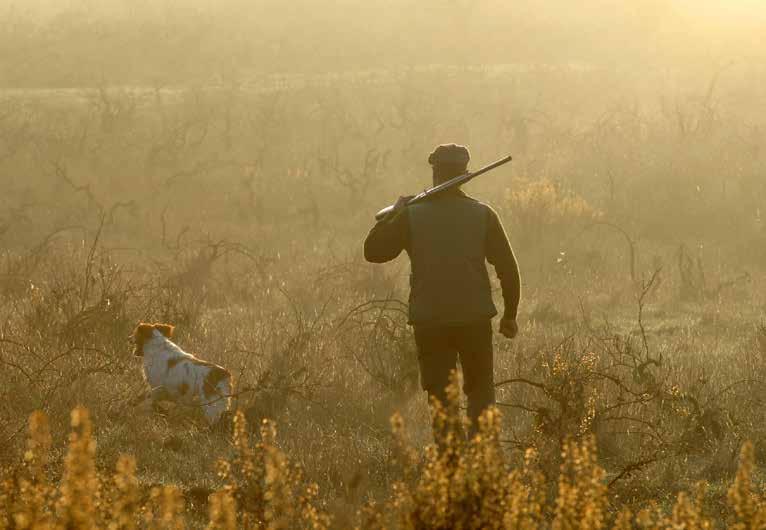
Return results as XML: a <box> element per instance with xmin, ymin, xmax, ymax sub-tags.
<box><xmin>413</xmin><ymin>320</ymin><xmax>495</xmax><ymax>438</ymax></box>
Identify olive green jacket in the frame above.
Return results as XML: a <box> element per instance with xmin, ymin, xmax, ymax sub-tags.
<box><xmin>364</xmin><ymin>190</ymin><xmax>520</xmax><ymax>326</ymax></box>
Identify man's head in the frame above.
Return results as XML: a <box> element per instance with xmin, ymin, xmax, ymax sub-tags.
<box><xmin>428</xmin><ymin>144</ymin><xmax>470</xmax><ymax>185</ymax></box>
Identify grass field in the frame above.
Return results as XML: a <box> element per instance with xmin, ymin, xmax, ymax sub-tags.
<box><xmin>2</xmin><ymin>2</ymin><xmax>766</xmax><ymax>527</ymax></box>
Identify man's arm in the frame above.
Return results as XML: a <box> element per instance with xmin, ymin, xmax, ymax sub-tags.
<box><xmin>363</xmin><ymin>199</ymin><xmax>410</xmax><ymax>263</ymax></box>
<box><xmin>485</xmin><ymin>207</ymin><xmax>521</xmax><ymax>333</ymax></box>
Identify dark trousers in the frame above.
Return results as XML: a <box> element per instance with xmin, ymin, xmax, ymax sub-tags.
<box><xmin>413</xmin><ymin>320</ymin><xmax>495</xmax><ymax>437</ymax></box>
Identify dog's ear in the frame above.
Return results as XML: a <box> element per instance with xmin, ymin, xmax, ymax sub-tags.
<box><xmin>134</xmin><ymin>323</ymin><xmax>155</xmax><ymax>342</ymax></box>
<box><xmin>133</xmin><ymin>323</ymin><xmax>155</xmax><ymax>357</ymax></box>
<box><xmin>154</xmin><ymin>323</ymin><xmax>174</xmax><ymax>339</ymax></box>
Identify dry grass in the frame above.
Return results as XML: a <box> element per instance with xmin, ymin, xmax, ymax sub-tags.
<box><xmin>1</xmin><ymin>23</ymin><xmax>765</xmax><ymax>527</ymax></box>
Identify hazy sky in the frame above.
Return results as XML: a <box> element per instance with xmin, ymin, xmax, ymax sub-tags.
<box><xmin>8</xmin><ymin>0</ymin><xmax>766</xmax><ymax>18</ymax></box>
<box><xmin>1</xmin><ymin>0</ymin><xmax>763</xmax><ymax>86</ymax></box>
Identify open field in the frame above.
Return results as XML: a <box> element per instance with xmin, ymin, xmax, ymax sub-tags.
<box><xmin>2</xmin><ymin>1</ymin><xmax>766</xmax><ymax>527</ymax></box>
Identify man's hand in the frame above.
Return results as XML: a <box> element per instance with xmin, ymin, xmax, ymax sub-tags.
<box><xmin>383</xmin><ymin>195</ymin><xmax>414</xmax><ymax>222</ymax></box>
<box><xmin>499</xmin><ymin>317</ymin><xmax>518</xmax><ymax>339</ymax></box>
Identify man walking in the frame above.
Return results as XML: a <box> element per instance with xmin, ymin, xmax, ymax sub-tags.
<box><xmin>364</xmin><ymin>144</ymin><xmax>521</xmax><ymax>437</ymax></box>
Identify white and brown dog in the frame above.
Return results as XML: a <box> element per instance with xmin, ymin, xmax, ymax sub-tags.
<box><xmin>132</xmin><ymin>323</ymin><xmax>232</xmax><ymax>425</ymax></box>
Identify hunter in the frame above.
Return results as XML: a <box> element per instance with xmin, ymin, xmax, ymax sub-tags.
<box><xmin>364</xmin><ymin>143</ymin><xmax>521</xmax><ymax>438</ymax></box>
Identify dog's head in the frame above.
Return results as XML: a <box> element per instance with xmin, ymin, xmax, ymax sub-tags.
<box><xmin>132</xmin><ymin>322</ymin><xmax>175</xmax><ymax>357</ymax></box>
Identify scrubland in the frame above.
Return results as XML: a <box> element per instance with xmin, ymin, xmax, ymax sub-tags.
<box><xmin>2</xmin><ymin>1</ymin><xmax>766</xmax><ymax>527</ymax></box>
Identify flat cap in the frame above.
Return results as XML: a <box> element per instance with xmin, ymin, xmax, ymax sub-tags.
<box><xmin>428</xmin><ymin>143</ymin><xmax>470</xmax><ymax>167</ymax></box>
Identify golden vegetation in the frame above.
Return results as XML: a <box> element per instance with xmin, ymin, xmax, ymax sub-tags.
<box><xmin>1</xmin><ymin>1</ymin><xmax>766</xmax><ymax>528</ymax></box>
<box><xmin>6</xmin><ymin>400</ymin><xmax>766</xmax><ymax>528</ymax></box>
<box><xmin>2</xmin><ymin>408</ymin><xmax>329</xmax><ymax>529</ymax></box>
<box><xmin>1</xmin><ymin>68</ymin><xmax>764</xmax><ymax>524</ymax></box>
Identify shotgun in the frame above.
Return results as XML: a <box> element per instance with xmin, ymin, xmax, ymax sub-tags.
<box><xmin>374</xmin><ymin>155</ymin><xmax>512</xmax><ymax>220</ymax></box>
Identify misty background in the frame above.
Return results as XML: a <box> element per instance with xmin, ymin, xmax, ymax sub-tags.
<box><xmin>2</xmin><ymin>0</ymin><xmax>765</xmax><ymax>86</ymax></box>
<box><xmin>1</xmin><ymin>1</ymin><xmax>766</xmax><ymax>525</ymax></box>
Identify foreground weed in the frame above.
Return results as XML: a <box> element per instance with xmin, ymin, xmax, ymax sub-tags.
<box><xmin>4</xmin><ymin>407</ymin><xmax>766</xmax><ymax>529</ymax></box>
<box><xmin>56</xmin><ymin>407</ymin><xmax>101</xmax><ymax>528</ymax></box>
<box><xmin>385</xmin><ymin>402</ymin><xmax>545</xmax><ymax>530</ymax></box>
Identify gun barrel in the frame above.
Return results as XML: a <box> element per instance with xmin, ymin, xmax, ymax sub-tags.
<box><xmin>374</xmin><ymin>154</ymin><xmax>512</xmax><ymax>220</ymax></box>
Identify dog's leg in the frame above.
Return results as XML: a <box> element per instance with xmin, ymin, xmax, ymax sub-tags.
<box><xmin>129</xmin><ymin>389</ymin><xmax>149</xmax><ymax>407</ymax></box>
<box><xmin>203</xmin><ymin>399</ymin><xmax>227</xmax><ymax>425</ymax></box>
<box><xmin>141</xmin><ymin>386</ymin><xmax>169</xmax><ymax>413</ymax></box>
